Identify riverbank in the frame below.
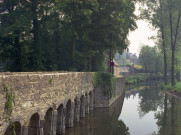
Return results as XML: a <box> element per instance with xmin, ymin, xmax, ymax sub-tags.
<box><xmin>125</xmin><ymin>73</ymin><xmax>163</xmax><ymax>85</ymax></box>
<box><xmin>162</xmin><ymin>82</ymin><xmax>181</xmax><ymax>98</ymax></box>
<box><xmin>167</xmin><ymin>91</ymin><xmax>181</xmax><ymax>99</ymax></box>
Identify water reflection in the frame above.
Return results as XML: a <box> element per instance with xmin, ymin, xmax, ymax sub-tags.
<box><xmin>156</xmin><ymin>95</ymin><xmax>181</xmax><ymax>135</ymax></box>
<box><xmin>64</xmin><ymin>95</ymin><xmax>128</xmax><ymax>135</ymax></box>
<box><xmin>120</xmin><ymin>83</ymin><xmax>181</xmax><ymax>135</ymax></box>
<box><xmin>64</xmin><ymin>83</ymin><xmax>181</xmax><ymax>135</ymax></box>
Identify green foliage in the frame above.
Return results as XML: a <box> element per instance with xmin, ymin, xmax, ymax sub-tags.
<box><xmin>2</xmin><ymin>83</ymin><xmax>16</xmax><ymax>134</ymax></box>
<box><xmin>139</xmin><ymin>45</ymin><xmax>163</xmax><ymax>73</ymax></box>
<box><xmin>174</xmin><ymin>82</ymin><xmax>181</xmax><ymax>91</ymax></box>
<box><xmin>161</xmin><ymin>82</ymin><xmax>181</xmax><ymax>91</ymax></box>
<box><xmin>161</xmin><ymin>83</ymin><xmax>173</xmax><ymax>90</ymax></box>
<box><xmin>0</xmin><ymin>0</ymin><xmax>137</xmax><ymax>72</ymax></box>
<box><xmin>139</xmin><ymin>0</ymin><xmax>181</xmax><ymax>85</ymax></box>
<box><xmin>126</xmin><ymin>73</ymin><xmax>163</xmax><ymax>85</ymax></box>
<box><xmin>134</xmin><ymin>65</ymin><xmax>143</xmax><ymax>70</ymax></box>
<box><xmin>49</xmin><ymin>78</ymin><xmax>54</xmax><ymax>87</ymax></box>
<box><xmin>125</xmin><ymin>73</ymin><xmax>146</xmax><ymax>85</ymax></box>
<box><xmin>11</xmin><ymin>123</ymin><xmax>16</xmax><ymax>135</ymax></box>
<box><xmin>3</xmin><ymin>83</ymin><xmax>14</xmax><ymax>122</ymax></box>
<box><xmin>93</xmin><ymin>72</ymin><xmax>116</xmax><ymax>98</ymax></box>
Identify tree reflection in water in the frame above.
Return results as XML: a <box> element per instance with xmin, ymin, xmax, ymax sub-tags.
<box><xmin>64</xmin><ymin>83</ymin><xmax>181</xmax><ymax>135</ymax></box>
<box><xmin>137</xmin><ymin>83</ymin><xmax>164</xmax><ymax>118</ymax></box>
<box><xmin>136</xmin><ymin>83</ymin><xmax>181</xmax><ymax>135</ymax></box>
<box><xmin>155</xmin><ymin>94</ymin><xmax>181</xmax><ymax>135</ymax></box>
<box><xmin>64</xmin><ymin>94</ymin><xmax>129</xmax><ymax>135</ymax></box>
<box><xmin>123</xmin><ymin>83</ymin><xmax>181</xmax><ymax>135</ymax></box>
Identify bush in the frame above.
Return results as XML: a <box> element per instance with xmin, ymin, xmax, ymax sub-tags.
<box><xmin>93</xmin><ymin>72</ymin><xmax>116</xmax><ymax>98</ymax></box>
<box><xmin>161</xmin><ymin>83</ymin><xmax>173</xmax><ymax>90</ymax></box>
<box><xmin>161</xmin><ymin>82</ymin><xmax>181</xmax><ymax>91</ymax></box>
<box><xmin>174</xmin><ymin>82</ymin><xmax>181</xmax><ymax>91</ymax></box>
<box><xmin>125</xmin><ymin>73</ymin><xmax>146</xmax><ymax>85</ymax></box>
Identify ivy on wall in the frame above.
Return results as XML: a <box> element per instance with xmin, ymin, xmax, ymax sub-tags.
<box><xmin>3</xmin><ymin>83</ymin><xmax>16</xmax><ymax>135</ymax></box>
<box><xmin>93</xmin><ymin>72</ymin><xmax>116</xmax><ymax>98</ymax></box>
<box><xmin>3</xmin><ymin>83</ymin><xmax>14</xmax><ymax>122</ymax></box>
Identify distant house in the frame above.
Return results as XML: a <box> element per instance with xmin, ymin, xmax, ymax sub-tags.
<box><xmin>114</xmin><ymin>51</ymin><xmax>139</xmax><ymax>66</ymax></box>
<box><xmin>113</xmin><ymin>60</ymin><xmax>122</xmax><ymax>77</ymax></box>
<box><xmin>120</xmin><ymin>65</ymin><xmax>130</xmax><ymax>77</ymax></box>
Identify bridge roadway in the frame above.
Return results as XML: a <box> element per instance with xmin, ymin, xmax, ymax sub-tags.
<box><xmin>0</xmin><ymin>72</ymin><xmax>94</xmax><ymax>135</ymax></box>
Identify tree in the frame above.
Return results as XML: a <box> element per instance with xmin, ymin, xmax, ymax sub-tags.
<box><xmin>167</xmin><ymin>0</ymin><xmax>181</xmax><ymax>85</ymax></box>
<box><xmin>0</xmin><ymin>0</ymin><xmax>31</xmax><ymax>71</ymax></box>
<box><xmin>139</xmin><ymin>0</ymin><xmax>181</xmax><ymax>85</ymax></box>
<box><xmin>0</xmin><ymin>0</ymin><xmax>137</xmax><ymax>72</ymax></box>
<box><xmin>139</xmin><ymin>45</ymin><xmax>162</xmax><ymax>74</ymax></box>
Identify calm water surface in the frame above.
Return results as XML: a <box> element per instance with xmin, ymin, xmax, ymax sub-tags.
<box><xmin>65</xmin><ymin>84</ymin><xmax>181</xmax><ymax>135</ymax></box>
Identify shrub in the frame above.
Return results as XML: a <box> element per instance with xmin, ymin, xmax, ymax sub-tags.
<box><xmin>93</xmin><ymin>72</ymin><xmax>116</xmax><ymax>98</ymax></box>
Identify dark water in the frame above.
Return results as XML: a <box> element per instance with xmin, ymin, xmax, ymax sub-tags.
<box><xmin>65</xmin><ymin>84</ymin><xmax>181</xmax><ymax>135</ymax></box>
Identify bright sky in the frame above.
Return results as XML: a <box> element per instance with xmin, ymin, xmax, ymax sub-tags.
<box><xmin>128</xmin><ymin>4</ymin><xmax>158</xmax><ymax>56</ymax></box>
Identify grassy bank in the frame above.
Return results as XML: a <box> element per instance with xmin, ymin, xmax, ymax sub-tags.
<box><xmin>125</xmin><ymin>73</ymin><xmax>163</xmax><ymax>85</ymax></box>
<box><xmin>161</xmin><ymin>82</ymin><xmax>181</xmax><ymax>91</ymax></box>
<box><xmin>125</xmin><ymin>73</ymin><xmax>146</xmax><ymax>85</ymax></box>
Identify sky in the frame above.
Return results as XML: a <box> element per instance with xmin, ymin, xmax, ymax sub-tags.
<box><xmin>128</xmin><ymin>4</ymin><xmax>158</xmax><ymax>56</ymax></box>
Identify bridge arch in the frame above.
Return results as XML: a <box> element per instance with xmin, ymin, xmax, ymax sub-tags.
<box><xmin>28</xmin><ymin>113</ymin><xmax>40</xmax><ymax>135</ymax></box>
<box><xmin>65</xmin><ymin>99</ymin><xmax>73</xmax><ymax>128</ymax></box>
<box><xmin>44</xmin><ymin>107</ymin><xmax>53</xmax><ymax>135</ymax></box>
<box><xmin>89</xmin><ymin>91</ymin><xmax>94</xmax><ymax>111</ymax></box>
<box><xmin>4</xmin><ymin>121</ymin><xmax>21</xmax><ymax>135</ymax></box>
<box><xmin>85</xmin><ymin>93</ymin><xmax>89</xmax><ymax>114</ymax></box>
<box><xmin>80</xmin><ymin>95</ymin><xmax>85</xmax><ymax>118</ymax></box>
<box><xmin>74</xmin><ymin>97</ymin><xmax>80</xmax><ymax>122</ymax></box>
<box><xmin>57</xmin><ymin>103</ymin><xmax>65</xmax><ymax>134</ymax></box>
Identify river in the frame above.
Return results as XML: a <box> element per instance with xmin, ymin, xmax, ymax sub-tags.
<box><xmin>64</xmin><ymin>83</ymin><xmax>181</xmax><ymax>135</ymax></box>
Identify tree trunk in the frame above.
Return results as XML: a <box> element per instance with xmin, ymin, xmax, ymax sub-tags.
<box><xmin>159</xmin><ymin>0</ymin><xmax>168</xmax><ymax>84</ymax></box>
<box><xmin>14</xmin><ymin>30</ymin><xmax>22</xmax><ymax>71</ymax></box>
<box><xmin>168</xmin><ymin>2</ymin><xmax>175</xmax><ymax>86</ymax></box>
<box><xmin>168</xmin><ymin>0</ymin><xmax>181</xmax><ymax>86</ymax></box>
<box><xmin>31</xmin><ymin>0</ymin><xmax>40</xmax><ymax>70</ymax></box>
<box><xmin>72</xmin><ymin>36</ymin><xmax>76</xmax><ymax>58</ymax></box>
<box><xmin>171</xmin><ymin>45</ymin><xmax>175</xmax><ymax>85</ymax></box>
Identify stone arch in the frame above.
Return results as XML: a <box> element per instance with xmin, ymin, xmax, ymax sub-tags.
<box><xmin>85</xmin><ymin>93</ymin><xmax>90</xmax><ymax>114</ymax></box>
<box><xmin>74</xmin><ymin>97</ymin><xmax>80</xmax><ymax>122</ymax></box>
<box><xmin>28</xmin><ymin>113</ymin><xmax>40</xmax><ymax>135</ymax></box>
<box><xmin>4</xmin><ymin>121</ymin><xmax>21</xmax><ymax>135</ymax></box>
<box><xmin>80</xmin><ymin>95</ymin><xmax>85</xmax><ymax>118</ymax></box>
<box><xmin>44</xmin><ymin>107</ymin><xmax>53</xmax><ymax>135</ymax></box>
<box><xmin>65</xmin><ymin>99</ymin><xmax>74</xmax><ymax>128</ymax></box>
<box><xmin>89</xmin><ymin>91</ymin><xmax>94</xmax><ymax>111</ymax></box>
<box><xmin>56</xmin><ymin>103</ymin><xmax>65</xmax><ymax>134</ymax></box>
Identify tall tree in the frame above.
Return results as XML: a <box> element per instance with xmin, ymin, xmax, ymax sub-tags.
<box><xmin>0</xmin><ymin>0</ymin><xmax>137</xmax><ymax>72</ymax></box>
<box><xmin>139</xmin><ymin>0</ymin><xmax>181</xmax><ymax>85</ymax></box>
<box><xmin>167</xmin><ymin>0</ymin><xmax>181</xmax><ymax>85</ymax></box>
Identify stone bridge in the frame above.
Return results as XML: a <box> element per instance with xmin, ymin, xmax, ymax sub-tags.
<box><xmin>0</xmin><ymin>72</ymin><xmax>94</xmax><ymax>135</ymax></box>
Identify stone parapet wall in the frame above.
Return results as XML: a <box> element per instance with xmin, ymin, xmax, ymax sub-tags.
<box><xmin>94</xmin><ymin>77</ymin><xmax>125</xmax><ymax>108</ymax></box>
<box><xmin>109</xmin><ymin>77</ymin><xmax>125</xmax><ymax>106</ymax></box>
<box><xmin>0</xmin><ymin>72</ymin><xmax>94</xmax><ymax>134</ymax></box>
<box><xmin>113</xmin><ymin>60</ymin><xmax>122</xmax><ymax>77</ymax></box>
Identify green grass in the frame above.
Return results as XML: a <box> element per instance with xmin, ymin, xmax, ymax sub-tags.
<box><xmin>161</xmin><ymin>82</ymin><xmax>181</xmax><ymax>91</ymax></box>
<box><xmin>125</xmin><ymin>73</ymin><xmax>146</xmax><ymax>85</ymax></box>
<box><xmin>126</xmin><ymin>73</ymin><xmax>163</xmax><ymax>85</ymax></box>
<box><xmin>174</xmin><ymin>82</ymin><xmax>181</xmax><ymax>91</ymax></box>
<box><xmin>161</xmin><ymin>83</ymin><xmax>173</xmax><ymax>90</ymax></box>
<box><xmin>134</xmin><ymin>65</ymin><xmax>143</xmax><ymax>70</ymax></box>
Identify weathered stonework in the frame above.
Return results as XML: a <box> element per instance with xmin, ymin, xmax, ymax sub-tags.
<box><xmin>0</xmin><ymin>72</ymin><xmax>125</xmax><ymax>135</ymax></box>
<box><xmin>94</xmin><ymin>77</ymin><xmax>125</xmax><ymax>108</ymax></box>
<box><xmin>0</xmin><ymin>72</ymin><xmax>94</xmax><ymax>135</ymax></box>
